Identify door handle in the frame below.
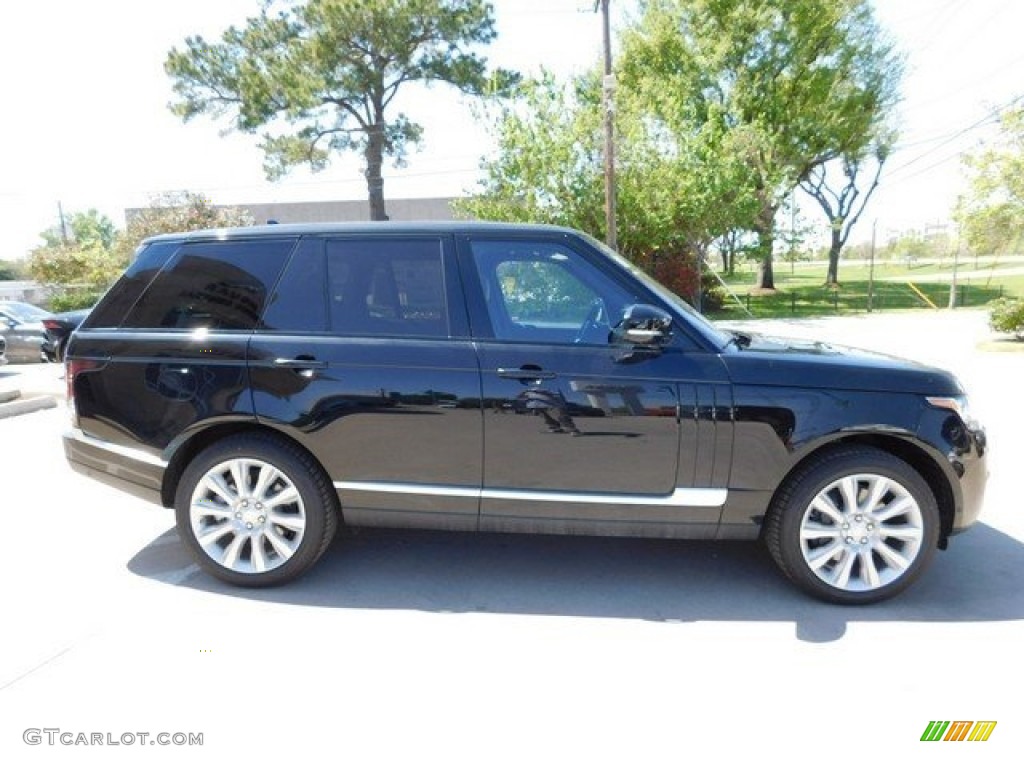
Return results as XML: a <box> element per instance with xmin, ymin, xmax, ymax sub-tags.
<box><xmin>497</xmin><ymin>367</ymin><xmax>557</xmax><ymax>380</ymax></box>
<box><xmin>273</xmin><ymin>356</ymin><xmax>327</xmax><ymax>378</ymax></box>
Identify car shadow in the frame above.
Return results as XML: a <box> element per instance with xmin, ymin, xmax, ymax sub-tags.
<box><xmin>126</xmin><ymin>521</ymin><xmax>1024</xmax><ymax>643</ymax></box>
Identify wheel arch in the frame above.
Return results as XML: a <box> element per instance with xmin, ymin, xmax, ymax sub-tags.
<box><xmin>772</xmin><ymin>433</ymin><xmax>957</xmax><ymax>547</ymax></box>
<box><xmin>161</xmin><ymin>422</ymin><xmax>337</xmax><ymax>515</ymax></box>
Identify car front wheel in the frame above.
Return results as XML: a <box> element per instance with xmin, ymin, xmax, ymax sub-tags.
<box><xmin>175</xmin><ymin>434</ymin><xmax>338</xmax><ymax>587</ymax></box>
<box><xmin>764</xmin><ymin>447</ymin><xmax>940</xmax><ymax>604</ymax></box>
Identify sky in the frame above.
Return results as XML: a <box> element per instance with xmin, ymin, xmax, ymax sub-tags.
<box><xmin>1</xmin><ymin>0</ymin><xmax>1022</xmax><ymax>259</ymax></box>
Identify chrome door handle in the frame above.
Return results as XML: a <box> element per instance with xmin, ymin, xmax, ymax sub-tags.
<box><xmin>497</xmin><ymin>367</ymin><xmax>557</xmax><ymax>380</ymax></box>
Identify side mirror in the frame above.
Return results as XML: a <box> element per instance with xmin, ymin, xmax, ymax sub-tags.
<box><xmin>610</xmin><ymin>304</ymin><xmax>673</xmax><ymax>347</ymax></box>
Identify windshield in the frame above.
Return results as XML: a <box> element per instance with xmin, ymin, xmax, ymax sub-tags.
<box><xmin>0</xmin><ymin>302</ymin><xmax>50</xmax><ymax>323</ymax></box>
<box><xmin>581</xmin><ymin>233</ymin><xmax>732</xmax><ymax>349</ymax></box>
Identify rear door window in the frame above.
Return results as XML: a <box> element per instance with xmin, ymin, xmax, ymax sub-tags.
<box><xmin>325</xmin><ymin>238</ymin><xmax>449</xmax><ymax>338</ymax></box>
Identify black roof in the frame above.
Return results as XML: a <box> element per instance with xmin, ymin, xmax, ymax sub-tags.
<box><xmin>143</xmin><ymin>220</ymin><xmax>580</xmax><ymax>244</ymax></box>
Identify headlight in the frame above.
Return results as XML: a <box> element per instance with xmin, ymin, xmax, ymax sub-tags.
<box><xmin>926</xmin><ymin>395</ymin><xmax>980</xmax><ymax>430</ymax></box>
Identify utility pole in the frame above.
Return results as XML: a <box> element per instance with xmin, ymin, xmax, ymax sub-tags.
<box><xmin>948</xmin><ymin>231</ymin><xmax>961</xmax><ymax>309</ymax></box>
<box><xmin>867</xmin><ymin>219</ymin><xmax>877</xmax><ymax>313</ymax></box>
<box><xmin>57</xmin><ymin>200</ymin><xmax>69</xmax><ymax>245</ymax></box>
<box><xmin>597</xmin><ymin>0</ymin><xmax>617</xmax><ymax>251</ymax></box>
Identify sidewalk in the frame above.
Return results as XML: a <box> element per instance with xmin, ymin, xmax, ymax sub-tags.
<box><xmin>0</xmin><ymin>363</ymin><xmax>64</xmax><ymax>419</ymax></box>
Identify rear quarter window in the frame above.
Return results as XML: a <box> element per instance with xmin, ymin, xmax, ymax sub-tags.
<box><xmin>121</xmin><ymin>239</ymin><xmax>297</xmax><ymax>331</ymax></box>
<box><xmin>84</xmin><ymin>241</ymin><xmax>179</xmax><ymax>329</ymax></box>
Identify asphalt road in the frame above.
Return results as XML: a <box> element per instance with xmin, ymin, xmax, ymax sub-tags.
<box><xmin>1</xmin><ymin>310</ymin><xmax>1021</xmax><ymax>767</ymax></box>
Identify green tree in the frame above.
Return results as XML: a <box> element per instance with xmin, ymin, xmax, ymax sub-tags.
<box><xmin>28</xmin><ymin>209</ymin><xmax>122</xmax><ymax>309</ymax></box>
<box><xmin>0</xmin><ymin>260</ymin><xmax>27</xmax><ymax>281</ymax></box>
<box><xmin>460</xmin><ymin>71</ymin><xmax>756</xmax><ymax>307</ymax></box>
<box><xmin>166</xmin><ymin>0</ymin><xmax>517</xmax><ymax>221</ymax></box>
<box><xmin>40</xmin><ymin>209</ymin><xmax>117</xmax><ymax>251</ymax></box>
<box><xmin>620</xmin><ymin>0</ymin><xmax>901</xmax><ymax>290</ymax></box>
<box><xmin>955</xmin><ymin>104</ymin><xmax>1024</xmax><ymax>256</ymax></box>
<box><xmin>113</xmin><ymin>191</ymin><xmax>254</xmax><ymax>264</ymax></box>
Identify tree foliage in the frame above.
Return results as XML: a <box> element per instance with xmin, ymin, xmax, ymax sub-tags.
<box><xmin>458</xmin><ymin>72</ymin><xmax>748</xmax><ymax>307</ymax></box>
<box><xmin>114</xmin><ymin>192</ymin><xmax>254</xmax><ymax>264</ymax></box>
<box><xmin>40</xmin><ymin>209</ymin><xmax>118</xmax><ymax>251</ymax></box>
<box><xmin>28</xmin><ymin>209</ymin><xmax>123</xmax><ymax>309</ymax></box>
<box><xmin>26</xmin><ymin>194</ymin><xmax>253</xmax><ymax>310</ymax></box>
<box><xmin>955</xmin><ymin>104</ymin><xmax>1024</xmax><ymax>256</ymax></box>
<box><xmin>0</xmin><ymin>259</ymin><xmax>28</xmax><ymax>281</ymax></box>
<box><xmin>618</xmin><ymin>0</ymin><xmax>901</xmax><ymax>289</ymax></box>
<box><xmin>166</xmin><ymin>0</ymin><xmax>517</xmax><ymax>220</ymax></box>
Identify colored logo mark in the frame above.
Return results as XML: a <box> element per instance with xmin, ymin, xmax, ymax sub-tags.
<box><xmin>921</xmin><ymin>721</ymin><xmax>997</xmax><ymax>742</ymax></box>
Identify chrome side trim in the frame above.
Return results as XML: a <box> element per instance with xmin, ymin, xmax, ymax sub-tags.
<box><xmin>336</xmin><ymin>481</ymin><xmax>481</xmax><ymax>499</ymax></box>
<box><xmin>335</xmin><ymin>481</ymin><xmax>727</xmax><ymax>507</ymax></box>
<box><xmin>64</xmin><ymin>429</ymin><xmax>169</xmax><ymax>469</ymax></box>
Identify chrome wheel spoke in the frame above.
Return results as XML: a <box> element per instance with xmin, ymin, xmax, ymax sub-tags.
<box><xmin>831</xmin><ymin>549</ymin><xmax>856</xmax><ymax>589</ymax></box>
<box><xmin>873</xmin><ymin>540</ymin><xmax>911</xmax><ymax>571</ymax></box>
<box><xmin>250</xmin><ymin>534</ymin><xmax>268</xmax><ymax>573</ymax></box>
<box><xmin>877</xmin><ymin>523</ymin><xmax>922</xmax><ymax>541</ymax></box>
<box><xmin>220</xmin><ymin>532</ymin><xmax>248</xmax><ymax>570</ymax></box>
<box><xmin>810</xmin><ymin>495</ymin><xmax>845</xmax><ymax>525</ymax></box>
<box><xmin>800</xmin><ymin>522</ymin><xmax>840</xmax><ymax>540</ymax></box>
<box><xmin>197</xmin><ymin>520</ymin><xmax>234</xmax><ymax>547</ymax></box>
<box><xmin>203</xmin><ymin>474</ymin><xmax>237</xmax><ymax>506</ymax></box>
<box><xmin>228</xmin><ymin>460</ymin><xmax>250</xmax><ymax>497</ymax></box>
<box><xmin>807</xmin><ymin>542</ymin><xmax>844</xmax><ymax>571</ymax></box>
<box><xmin>863</xmin><ymin>477</ymin><xmax>890</xmax><ymax>513</ymax></box>
<box><xmin>251</xmin><ymin>464</ymin><xmax>279</xmax><ymax>503</ymax></box>
<box><xmin>838</xmin><ymin>476</ymin><xmax>859</xmax><ymax>514</ymax></box>
<box><xmin>268</xmin><ymin>486</ymin><xmax>300</xmax><ymax>509</ymax></box>
<box><xmin>859</xmin><ymin>551</ymin><xmax>881</xmax><ymax>589</ymax></box>
<box><xmin>264</xmin><ymin>528</ymin><xmax>295</xmax><ymax>560</ymax></box>
<box><xmin>268</xmin><ymin>511</ymin><xmax>305</xmax><ymax>533</ymax></box>
<box><xmin>874</xmin><ymin>496</ymin><xmax>915</xmax><ymax>522</ymax></box>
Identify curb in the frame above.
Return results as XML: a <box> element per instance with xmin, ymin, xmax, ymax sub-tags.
<box><xmin>0</xmin><ymin>389</ymin><xmax>21</xmax><ymax>405</ymax></box>
<box><xmin>0</xmin><ymin>395</ymin><xmax>58</xmax><ymax>420</ymax></box>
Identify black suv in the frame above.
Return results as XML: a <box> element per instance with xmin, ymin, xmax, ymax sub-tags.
<box><xmin>63</xmin><ymin>223</ymin><xmax>987</xmax><ymax>603</ymax></box>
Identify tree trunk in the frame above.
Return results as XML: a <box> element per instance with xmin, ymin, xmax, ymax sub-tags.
<box><xmin>826</xmin><ymin>225</ymin><xmax>843</xmax><ymax>284</ymax></box>
<box><xmin>753</xmin><ymin>225</ymin><xmax>776</xmax><ymax>290</ymax></box>
<box><xmin>753</xmin><ymin>201</ymin><xmax>777</xmax><ymax>291</ymax></box>
<box><xmin>364</xmin><ymin>122</ymin><xmax>388</xmax><ymax>221</ymax></box>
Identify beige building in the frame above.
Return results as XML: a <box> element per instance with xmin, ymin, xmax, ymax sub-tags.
<box><xmin>126</xmin><ymin>197</ymin><xmax>468</xmax><ymax>227</ymax></box>
<box><xmin>240</xmin><ymin>197</ymin><xmax>465</xmax><ymax>225</ymax></box>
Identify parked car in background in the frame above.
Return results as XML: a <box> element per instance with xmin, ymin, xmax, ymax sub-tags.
<box><xmin>0</xmin><ymin>335</ymin><xmax>7</xmax><ymax>365</ymax></box>
<box><xmin>63</xmin><ymin>222</ymin><xmax>988</xmax><ymax>604</ymax></box>
<box><xmin>42</xmin><ymin>307</ymin><xmax>92</xmax><ymax>363</ymax></box>
<box><xmin>0</xmin><ymin>301</ymin><xmax>49</xmax><ymax>363</ymax></box>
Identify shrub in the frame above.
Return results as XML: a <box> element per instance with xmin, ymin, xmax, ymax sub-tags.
<box><xmin>988</xmin><ymin>297</ymin><xmax>1024</xmax><ymax>339</ymax></box>
<box><xmin>649</xmin><ymin>254</ymin><xmax>725</xmax><ymax>313</ymax></box>
<box><xmin>49</xmin><ymin>289</ymin><xmax>104</xmax><ymax>313</ymax></box>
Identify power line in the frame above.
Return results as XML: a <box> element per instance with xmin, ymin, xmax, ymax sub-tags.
<box><xmin>885</xmin><ymin>94</ymin><xmax>1022</xmax><ymax>178</ymax></box>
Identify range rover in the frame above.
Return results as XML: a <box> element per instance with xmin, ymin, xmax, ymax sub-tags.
<box><xmin>63</xmin><ymin>222</ymin><xmax>988</xmax><ymax>603</ymax></box>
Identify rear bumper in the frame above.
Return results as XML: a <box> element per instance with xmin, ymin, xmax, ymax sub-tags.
<box><xmin>63</xmin><ymin>429</ymin><xmax>167</xmax><ymax>507</ymax></box>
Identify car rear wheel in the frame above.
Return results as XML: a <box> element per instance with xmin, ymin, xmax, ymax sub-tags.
<box><xmin>175</xmin><ymin>434</ymin><xmax>338</xmax><ymax>587</ymax></box>
<box><xmin>764</xmin><ymin>447</ymin><xmax>940</xmax><ymax>604</ymax></box>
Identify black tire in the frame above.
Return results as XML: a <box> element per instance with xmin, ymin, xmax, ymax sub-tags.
<box><xmin>175</xmin><ymin>434</ymin><xmax>338</xmax><ymax>587</ymax></box>
<box><xmin>764</xmin><ymin>447</ymin><xmax>940</xmax><ymax>605</ymax></box>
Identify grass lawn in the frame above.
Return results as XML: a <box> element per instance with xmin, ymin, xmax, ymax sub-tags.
<box><xmin>708</xmin><ymin>258</ymin><xmax>1024</xmax><ymax>319</ymax></box>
